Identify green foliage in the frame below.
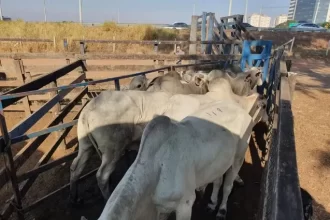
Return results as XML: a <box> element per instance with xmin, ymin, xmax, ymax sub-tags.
<box><xmin>321</xmin><ymin>22</ymin><xmax>330</xmax><ymax>29</ymax></box>
<box><xmin>276</xmin><ymin>20</ymin><xmax>296</xmax><ymax>28</ymax></box>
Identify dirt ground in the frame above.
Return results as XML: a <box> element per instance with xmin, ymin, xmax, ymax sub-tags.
<box><xmin>0</xmin><ymin>58</ymin><xmax>329</xmax><ymax>220</ymax></box>
<box><xmin>291</xmin><ymin>59</ymin><xmax>330</xmax><ymax>220</ymax></box>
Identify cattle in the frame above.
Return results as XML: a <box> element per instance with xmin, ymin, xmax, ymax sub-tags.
<box><xmin>128</xmin><ymin>71</ymin><xmax>208</xmax><ymax>94</ymax></box>
<box><xmin>97</xmin><ymin>87</ymin><xmax>264</xmax><ymax>220</ymax></box>
<box><xmin>69</xmin><ymin>68</ymin><xmax>263</xmax><ymax>204</ymax></box>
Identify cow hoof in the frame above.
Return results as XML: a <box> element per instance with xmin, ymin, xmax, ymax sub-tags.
<box><xmin>204</xmin><ymin>203</ymin><xmax>216</xmax><ymax>214</ymax></box>
<box><xmin>235</xmin><ymin>179</ymin><xmax>245</xmax><ymax>187</ymax></box>
<box><xmin>216</xmin><ymin>209</ymin><xmax>227</xmax><ymax>220</ymax></box>
<box><xmin>69</xmin><ymin>196</ymin><xmax>84</xmax><ymax>207</ymax></box>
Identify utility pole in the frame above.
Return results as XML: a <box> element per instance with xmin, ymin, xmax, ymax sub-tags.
<box><xmin>43</xmin><ymin>0</ymin><xmax>47</xmax><ymax>22</ymax></box>
<box><xmin>0</xmin><ymin>0</ymin><xmax>3</xmax><ymax>21</ymax></box>
<box><xmin>117</xmin><ymin>8</ymin><xmax>120</xmax><ymax>23</ymax></box>
<box><xmin>258</xmin><ymin>6</ymin><xmax>262</xmax><ymax>27</ymax></box>
<box><xmin>228</xmin><ymin>0</ymin><xmax>232</xmax><ymax>16</ymax></box>
<box><xmin>244</xmin><ymin>0</ymin><xmax>248</xmax><ymax>22</ymax></box>
<box><xmin>79</xmin><ymin>0</ymin><xmax>82</xmax><ymax>24</ymax></box>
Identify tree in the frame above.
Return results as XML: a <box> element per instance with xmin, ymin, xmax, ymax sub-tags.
<box><xmin>276</xmin><ymin>20</ymin><xmax>296</xmax><ymax>28</ymax></box>
<box><xmin>321</xmin><ymin>22</ymin><xmax>330</xmax><ymax>29</ymax></box>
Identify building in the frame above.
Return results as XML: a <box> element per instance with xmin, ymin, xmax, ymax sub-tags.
<box><xmin>275</xmin><ymin>14</ymin><xmax>288</xmax><ymax>26</ymax></box>
<box><xmin>248</xmin><ymin>13</ymin><xmax>271</xmax><ymax>27</ymax></box>
<box><xmin>288</xmin><ymin>0</ymin><xmax>330</xmax><ymax>23</ymax></box>
<box><xmin>288</xmin><ymin>0</ymin><xmax>297</xmax><ymax>20</ymax></box>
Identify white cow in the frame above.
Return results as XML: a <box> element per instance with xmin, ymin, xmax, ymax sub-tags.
<box><xmin>97</xmin><ymin>85</ymin><xmax>262</xmax><ymax>220</ymax></box>
<box><xmin>128</xmin><ymin>71</ymin><xmax>208</xmax><ymax>94</ymax></box>
<box><xmin>70</xmin><ymin>68</ymin><xmax>263</xmax><ymax>204</ymax></box>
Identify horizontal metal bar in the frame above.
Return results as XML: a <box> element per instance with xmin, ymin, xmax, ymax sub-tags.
<box><xmin>0</xmin><ymin>38</ymin><xmax>53</xmax><ymax>43</ymax></box>
<box><xmin>11</xmin><ymin>120</ymin><xmax>77</xmax><ymax>144</ymax></box>
<box><xmin>16</xmin><ymin>151</ymin><xmax>78</xmax><ymax>183</ymax></box>
<box><xmin>19</xmin><ymin>105</ymin><xmax>83</xmax><ymax>198</ymax></box>
<box><xmin>0</xmin><ymin>60</ymin><xmax>227</xmax><ymax>101</ymax></box>
<box><xmin>8</xmin><ymin>74</ymin><xmax>85</xmax><ymax>138</ymax></box>
<box><xmin>0</xmin><ymin>88</ymin><xmax>87</xmax><ymax>191</ymax></box>
<box><xmin>73</xmin><ymin>39</ymin><xmax>242</xmax><ymax>45</ymax></box>
<box><xmin>22</xmin><ymin>168</ymin><xmax>98</xmax><ymax>214</ymax></box>
<box><xmin>1</xmin><ymin>60</ymin><xmax>86</xmax><ymax>107</ymax></box>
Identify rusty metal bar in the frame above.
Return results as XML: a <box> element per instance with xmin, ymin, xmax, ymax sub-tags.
<box><xmin>0</xmin><ymin>88</ymin><xmax>87</xmax><ymax>190</ymax></box>
<box><xmin>8</xmin><ymin>73</ymin><xmax>85</xmax><ymax>139</ymax></box>
<box><xmin>19</xmin><ymin>102</ymin><xmax>86</xmax><ymax>198</ymax></box>
<box><xmin>16</xmin><ymin>151</ymin><xmax>78</xmax><ymax>183</ymax></box>
<box><xmin>22</xmin><ymin>168</ymin><xmax>98</xmax><ymax>214</ymax></box>
<box><xmin>1</xmin><ymin>60</ymin><xmax>86</xmax><ymax>108</ymax></box>
<box><xmin>0</xmin><ymin>101</ymin><xmax>24</xmax><ymax>220</ymax></box>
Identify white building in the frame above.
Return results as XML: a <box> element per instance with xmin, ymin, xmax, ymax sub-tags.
<box><xmin>248</xmin><ymin>13</ymin><xmax>271</xmax><ymax>28</ymax></box>
<box><xmin>275</xmin><ymin>14</ymin><xmax>288</xmax><ymax>26</ymax></box>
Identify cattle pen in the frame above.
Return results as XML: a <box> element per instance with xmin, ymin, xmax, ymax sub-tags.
<box><xmin>0</xmin><ymin>13</ymin><xmax>303</xmax><ymax>220</ymax></box>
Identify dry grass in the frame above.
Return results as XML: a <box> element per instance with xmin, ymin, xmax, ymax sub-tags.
<box><xmin>0</xmin><ymin>21</ymin><xmax>189</xmax><ymax>53</ymax></box>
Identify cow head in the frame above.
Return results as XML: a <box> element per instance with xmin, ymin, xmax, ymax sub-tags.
<box><xmin>243</xmin><ymin>67</ymin><xmax>263</xmax><ymax>88</ymax></box>
<box><xmin>129</xmin><ymin>75</ymin><xmax>148</xmax><ymax>91</ymax></box>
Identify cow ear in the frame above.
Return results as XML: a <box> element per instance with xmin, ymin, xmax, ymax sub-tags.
<box><xmin>244</xmin><ymin>73</ymin><xmax>252</xmax><ymax>82</ymax></box>
<box><xmin>195</xmin><ymin>73</ymin><xmax>204</xmax><ymax>86</ymax></box>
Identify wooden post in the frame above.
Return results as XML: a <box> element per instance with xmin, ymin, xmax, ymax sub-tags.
<box><xmin>113</xmin><ymin>36</ymin><xmax>116</xmax><ymax>53</ymax></box>
<box><xmin>189</xmin><ymin>16</ymin><xmax>198</xmax><ymax>58</ymax></box>
<box><xmin>49</xmin><ymin>80</ymin><xmax>66</xmax><ymax>148</ymax></box>
<box><xmin>158</xmin><ymin>60</ymin><xmax>165</xmax><ymax>76</ymax></box>
<box><xmin>53</xmin><ymin>36</ymin><xmax>56</xmax><ymax>50</ymax></box>
<box><xmin>63</xmin><ymin>38</ymin><xmax>68</xmax><ymax>51</ymax></box>
<box><xmin>13</xmin><ymin>59</ymin><xmax>31</xmax><ymax>116</ymax></box>
<box><xmin>80</xmin><ymin>41</ymin><xmax>87</xmax><ymax>66</ymax></box>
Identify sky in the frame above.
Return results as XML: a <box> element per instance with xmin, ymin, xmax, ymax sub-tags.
<box><xmin>1</xmin><ymin>0</ymin><xmax>290</xmax><ymax>24</ymax></box>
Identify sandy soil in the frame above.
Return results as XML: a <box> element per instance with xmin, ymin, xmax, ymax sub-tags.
<box><xmin>291</xmin><ymin>59</ymin><xmax>330</xmax><ymax>220</ymax></box>
<box><xmin>0</xmin><ymin>58</ymin><xmax>329</xmax><ymax>220</ymax></box>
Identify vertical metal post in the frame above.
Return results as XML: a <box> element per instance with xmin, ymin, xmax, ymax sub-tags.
<box><xmin>0</xmin><ymin>101</ymin><xmax>24</xmax><ymax>220</ymax></box>
<box><xmin>189</xmin><ymin>15</ymin><xmax>198</xmax><ymax>57</ymax></box>
<box><xmin>201</xmin><ymin>12</ymin><xmax>207</xmax><ymax>53</ymax></box>
<box><xmin>114</xmin><ymin>79</ymin><xmax>120</xmax><ymax>91</ymax></box>
<box><xmin>206</xmin><ymin>13</ymin><xmax>214</xmax><ymax>54</ymax></box>
<box><xmin>49</xmin><ymin>80</ymin><xmax>66</xmax><ymax>149</ymax></box>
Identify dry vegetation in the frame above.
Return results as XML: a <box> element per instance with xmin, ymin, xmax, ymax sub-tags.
<box><xmin>0</xmin><ymin>21</ymin><xmax>189</xmax><ymax>53</ymax></box>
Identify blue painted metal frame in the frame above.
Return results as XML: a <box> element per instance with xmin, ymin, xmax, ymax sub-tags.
<box><xmin>240</xmin><ymin>40</ymin><xmax>273</xmax><ymax>82</ymax></box>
